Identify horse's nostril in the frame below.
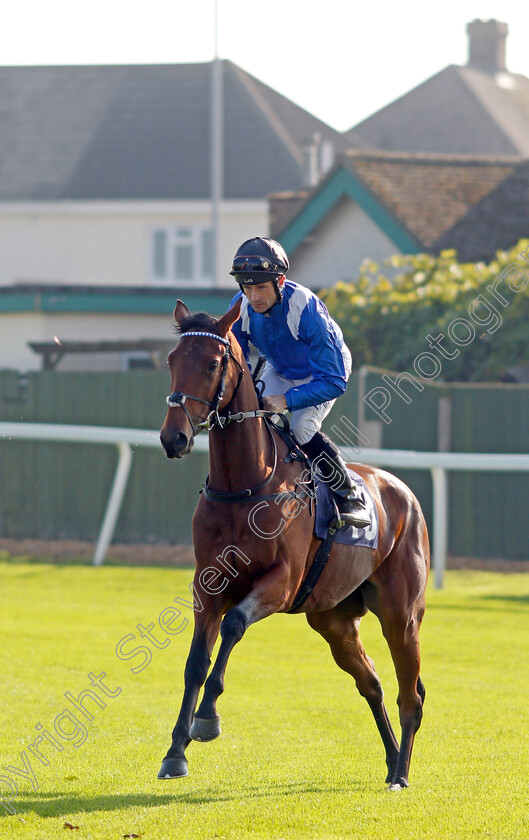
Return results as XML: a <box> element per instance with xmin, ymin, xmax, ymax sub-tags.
<box><xmin>160</xmin><ymin>430</ymin><xmax>189</xmax><ymax>458</ymax></box>
<box><xmin>173</xmin><ymin>433</ymin><xmax>188</xmax><ymax>450</ymax></box>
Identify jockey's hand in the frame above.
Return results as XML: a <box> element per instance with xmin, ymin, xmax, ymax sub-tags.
<box><xmin>262</xmin><ymin>394</ymin><xmax>288</xmax><ymax>414</ymax></box>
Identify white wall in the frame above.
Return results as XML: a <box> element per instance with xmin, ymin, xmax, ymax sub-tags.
<box><xmin>0</xmin><ymin>311</ymin><xmax>182</xmax><ymax>372</ymax></box>
<box><xmin>287</xmin><ymin>198</ymin><xmax>401</xmax><ymax>289</ymax></box>
<box><xmin>0</xmin><ymin>200</ymin><xmax>268</xmax><ymax>289</ymax></box>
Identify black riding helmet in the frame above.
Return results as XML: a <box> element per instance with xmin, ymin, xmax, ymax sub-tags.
<box><xmin>230</xmin><ymin>237</ymin><xmax>289</xmax><ymax>304</ymax></box>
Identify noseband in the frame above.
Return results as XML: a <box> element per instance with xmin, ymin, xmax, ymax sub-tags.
<box><xmin>166</xmin><ymin>331</ymin><xmax>240</xmax><ymax>436</ymax></box>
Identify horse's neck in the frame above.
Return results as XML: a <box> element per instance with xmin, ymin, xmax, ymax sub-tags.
<box><xmin>208</xmin><ymin>372</ymin><xmax>272</xmax><ymax>493</ymax></box>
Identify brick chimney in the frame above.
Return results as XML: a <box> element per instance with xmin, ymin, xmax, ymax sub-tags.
<box><xmin>467</xmin><ymin>19</ymin><xmax>508</xmax><ymax>74</ymax></box>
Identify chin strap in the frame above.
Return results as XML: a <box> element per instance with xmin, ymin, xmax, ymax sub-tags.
<box><xmin>273</xmin><ymin>276</ymin><xmax>284</xmax><ymax>304</ymax></box>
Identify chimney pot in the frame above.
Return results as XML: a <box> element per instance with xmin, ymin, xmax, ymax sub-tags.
<box><xmin>467</xmin><ymin>19</ymin><xmax>508</xmax><ymax>74</ymax></box>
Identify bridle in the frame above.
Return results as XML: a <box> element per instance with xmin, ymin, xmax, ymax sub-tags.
<box><xmin>164</xmin><ymin>328</ymin><xmax>313</xmax><ymax>507</ymax></box>
<box><xmin>165</xmin><ymin>331</ymin><xmax>242</xmax><ymax>436</ymax></box>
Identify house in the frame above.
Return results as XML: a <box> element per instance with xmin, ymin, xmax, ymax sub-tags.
<box><xmin>2</xmin><ymin>20</ymin><xmax>528</xmax><ymax>372</ymax></box>
<box><xmin>272</xmin><ymin>18</ymin><xmax>529</xmax><ymax>287</ymax></box>
<box><xmin>0</xmin><ymin>60</ymin><xmax>344</xmax><ymax>370</ymax></box>
<box><xmin>273</xmin><ymin>150</ymin><xmax>525</xmax><ymax>289</ymax></box>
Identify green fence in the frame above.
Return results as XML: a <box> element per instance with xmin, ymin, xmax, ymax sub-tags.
<box><xmin>0</xmin><ymin>370</ymin><xmax>207</xmax><ymax>545</ymax></box>
<box><xmin>324</xmin><ymin>367</ymin><xmax>529</xmax><ymax>561</ymax></box>
<box><xmin>1</xmin><ymin>368</ymin><xmax>528</xmax><ymax>559</ymax></box>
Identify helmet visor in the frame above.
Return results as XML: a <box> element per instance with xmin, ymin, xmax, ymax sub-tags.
<box><xmin>232</xmin><ymin>255</ymin><xmax>275</xmax><ymax>273</ymax></box>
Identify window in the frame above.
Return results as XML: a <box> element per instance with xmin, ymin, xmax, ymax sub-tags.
<box><xmin>153</xmin><ymin>230</ymin><xmax>167</xmax><ymax>279</ymax></box>
<box><xmin>151</xmin><ymin>226</ymin><xmax>213</xmax><ymax>284</ymax></box>
<box><xmin>201</xmin><ymin>229</ymin><xmax>213</xmax><ymax>279</ymax></box>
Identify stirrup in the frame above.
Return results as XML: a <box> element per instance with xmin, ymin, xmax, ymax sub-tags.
<box><xmin>336</xmin><ymin>499</ymin><xmax>371</xmax><ymax>529</ymax></box>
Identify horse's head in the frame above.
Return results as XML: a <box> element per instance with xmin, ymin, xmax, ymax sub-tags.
<box><xmin>160</xmin><ymin>298</ymin><xmax>243</xmax><ymax>458</ymax></box>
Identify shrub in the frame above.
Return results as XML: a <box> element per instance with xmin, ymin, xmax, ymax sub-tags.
<box><xmin>320</xmin><ymin>240</ymin><xmax>529</xmax><ymax>382</ymax></box>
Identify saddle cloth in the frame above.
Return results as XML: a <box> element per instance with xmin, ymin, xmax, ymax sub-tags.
<box><xmin>314</xmin><ymin>468</ymin><xmax>379</xmax><ymax>549</ymax></box>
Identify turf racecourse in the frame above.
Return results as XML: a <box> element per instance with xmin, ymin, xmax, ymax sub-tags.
<box><xmin>1</xmin><ymin>557</ymin><xmax>528</xmax><ymax>840</ymax></box>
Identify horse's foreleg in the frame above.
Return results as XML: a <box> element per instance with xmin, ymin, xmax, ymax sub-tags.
<box><xmin>306</xmin><ymin>604</ymin><xmax>400</xmax><ymax>783</ymax></box>
<box><xmin>192</xmin><ymin>561</ymin><xmax>290</xmax><ymax>737</ymax></box>
<box><xmin>158</xmin><ymin>612</ymin><xmax>221</xmax><ymax>779</ymax></box>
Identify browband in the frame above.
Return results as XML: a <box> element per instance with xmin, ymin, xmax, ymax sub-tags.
<box><xmin>180</xmin><ymin>331</ymin><xmax>229</xmax><ymax>346</ymax></box>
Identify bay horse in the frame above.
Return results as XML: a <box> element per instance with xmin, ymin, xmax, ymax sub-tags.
<box><xmin>158</xmin><ymin>298</ymin><xmax>430</xmax><ymax>791</ymax></box>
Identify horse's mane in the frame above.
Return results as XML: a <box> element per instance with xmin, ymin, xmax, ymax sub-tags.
<box><xmin>174</xmin><ymin>312</ymin><xmax>222</xmax><ymax>337</ymax></box>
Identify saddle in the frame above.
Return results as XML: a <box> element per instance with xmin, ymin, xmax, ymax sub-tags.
<box><xmin>269</xmin><ymin>415</ymin><xmax>377</xmax><ymax>546</ymax></box>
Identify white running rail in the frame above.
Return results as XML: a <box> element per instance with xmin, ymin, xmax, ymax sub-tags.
<box><xmin>1</xmin><ymin>422</ymin><xmax>528</xmax><ymax>587</ymax></box>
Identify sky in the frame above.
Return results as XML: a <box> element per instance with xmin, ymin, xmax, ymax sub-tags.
<box><xmin>3</xmin><ymin>0</ymin><xmax>529</xmax><ymax>132</ymax></box>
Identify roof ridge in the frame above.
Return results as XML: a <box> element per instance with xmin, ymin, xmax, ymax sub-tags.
<box><xmin>344</xmin><ymin>149</ymin><xmax>524</xmax><ymax>165</ymax></box>
<box><xmin>0</xmin><ymin>61</ymin><xmax>208</xmax><ymax>71</ymax></box>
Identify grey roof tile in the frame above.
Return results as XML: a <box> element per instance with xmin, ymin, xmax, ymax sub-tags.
<box><xmin>0</xmin><ymin>61</ymin><xmax>344</xmax><ymax>201</ymax></box>
<box><xmin>346</xmin><ymin>65</ymin><xmax>529</xmax><ymax>156</ymax></box>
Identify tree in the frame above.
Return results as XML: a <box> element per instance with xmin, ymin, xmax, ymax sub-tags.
<box><xmin>320</xmin><ymin>240</ymin><xmax>529</xmax><ymax>382</ymax></box>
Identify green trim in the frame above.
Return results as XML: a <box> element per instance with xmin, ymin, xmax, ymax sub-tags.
<box><xmin>279</xmin><ymin>167</ymin><xmax>421</xmax><ymax>255</ymax></box>
<box><xmin>0</xmin><ymin>293</ymin><xmax>41</xmax><ymax>312</ymax></box>
<box><xmin>0</xmin><ymin>288</ymin><xmax>234</xmax><ymax>315</ymax></box>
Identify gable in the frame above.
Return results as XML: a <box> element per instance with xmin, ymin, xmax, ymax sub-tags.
<box><xmin>278</xmin><ymin>166</ymin><xmax>421</xmax><ymax>256</ymax></box>
<box><xmin>277</xmin><ymin>153</ymin><xmax>519</xmax><ymax>259</ymax></box>
<box><xmin>285</xmin><ymin>198</ymin><xmax>406</xmax><ymax>289</ymax></box>
<box><xmin>349</xmin><ymin>154</ymin><xmax>517</xmax><ymax>246</ymax></box>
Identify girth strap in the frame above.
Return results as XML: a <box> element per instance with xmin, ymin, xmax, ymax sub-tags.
<box><xmin>286</xmin><ymin>522</ymin><xmax>341</xmax><ymax>613</ymax></box>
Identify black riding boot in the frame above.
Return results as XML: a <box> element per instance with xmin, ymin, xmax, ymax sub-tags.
<box><xmin>301</xmin><ymin>432</ymin><xmax>371</xmax><ymax>529</ymax></box>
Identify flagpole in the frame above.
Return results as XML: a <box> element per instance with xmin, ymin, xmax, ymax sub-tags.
<box><xmin>211</xmin><ymin>0</ymin><xmax>223</xmax><ymax>287</ymax></box>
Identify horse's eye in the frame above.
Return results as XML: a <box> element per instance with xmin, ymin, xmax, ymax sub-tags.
<box><xmin>208</xmin><ymin>360</ymin><xmax>219</xmax><ymax>372</ymax></box>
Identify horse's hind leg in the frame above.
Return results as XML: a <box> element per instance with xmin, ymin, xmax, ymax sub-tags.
<box><xmin>364</xmin><ymin>580</ymin><xmax>427</xmax><ymax>791</ymax></box>
<box><xmin>306</xmin><ymin>594</ymin><xmax>400</xmax><ymax>784</ymax></box>
<box><xmin>380</xmin><ymin>603</ymin><xmax>426</xmax><ymax>791</ymax></box>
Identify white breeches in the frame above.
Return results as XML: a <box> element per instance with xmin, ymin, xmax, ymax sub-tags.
<box><xmin>259</xmin><ymin>348</ymin><xmax>351</xmax><ymax>446</ymax></box>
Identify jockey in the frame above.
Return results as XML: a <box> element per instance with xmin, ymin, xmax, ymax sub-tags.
<box><xmin>229</xmin><ymin>236</ymin><xmax>370</xmax><ymax>529</ymax></box>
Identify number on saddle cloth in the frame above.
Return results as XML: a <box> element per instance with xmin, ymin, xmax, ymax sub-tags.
<box><xmin>314</xmin><ymin>471</ymin><xmax>379</xmax><ymax>549</ymax></box>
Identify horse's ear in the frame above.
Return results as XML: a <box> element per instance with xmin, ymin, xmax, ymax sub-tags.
<box><xmin>216</xmin><ymin>298</ymin><xmax>242</xmax><ymax>338</ymax></box>
<box><xmin>174</xmin><ymin>299</ymin><xmax>191</xmax><ymax>324</ymax></box>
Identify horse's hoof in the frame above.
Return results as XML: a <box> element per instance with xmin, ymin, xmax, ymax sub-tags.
<box><xmin>387</xmin><ymin>779</ymin><xmax>408</xmax><ymax>792</ymax></box>
<box><xmin>157</xmin><ymin>757</ymin><xmax>188</xmax><ymax>779</ymax></box>
<box><xmin>190</xmin><ymin>715</ymin><xmax>221</xmax><ymax>742</ymax></box>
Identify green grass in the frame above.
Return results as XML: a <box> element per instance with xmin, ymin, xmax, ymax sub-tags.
<box><xmin>1</xmin><ymin>557</ymin><xmax>528</xmax><ymax>840</ymax></box>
